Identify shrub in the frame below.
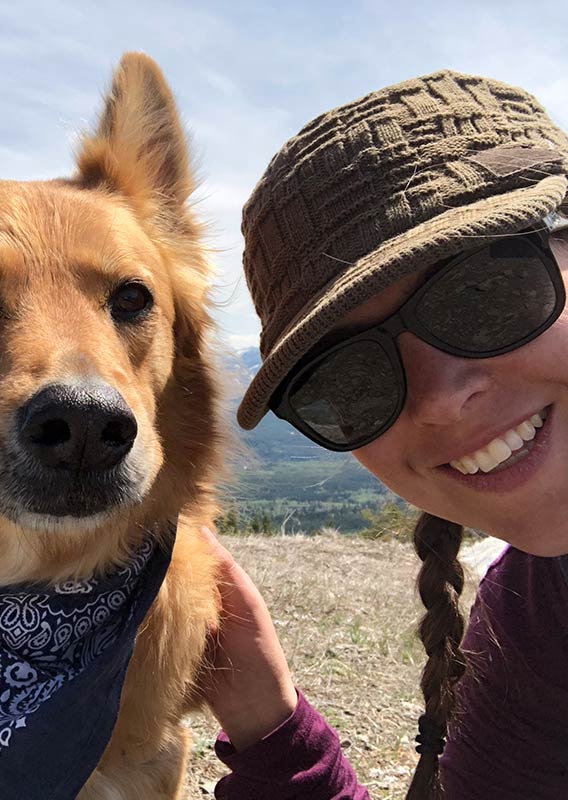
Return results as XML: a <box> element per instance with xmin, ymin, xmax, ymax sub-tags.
<box><xmin>359</xmin><ymin>502</ymin><xmax>419</xmax><ymax>541</ymax></box>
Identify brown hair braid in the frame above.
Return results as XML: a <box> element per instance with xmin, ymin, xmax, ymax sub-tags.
<box><xmin>406</xmin><ymin>512</ymin><xmax>467</xmax><ymax>800</ymax></box>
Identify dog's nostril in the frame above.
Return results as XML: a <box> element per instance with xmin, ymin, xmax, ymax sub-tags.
<box><xmin>30</xmin><ymin>419</ymin><xmax>71</xmax><ymax>448</ymax></box>
<box><xmin>102</xmin><ymin>418</ymin><xmax>137</xmax><ymax>448</ymax></box>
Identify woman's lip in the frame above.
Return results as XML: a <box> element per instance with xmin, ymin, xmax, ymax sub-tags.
<box><xmin>437</xmin><ymin>405</ymin><xmax>553</xmax><ymax>493</ymax></box>
<box><xmin>439</xmin><ymin>405</ymin><xmax>550</xmax><ymax>467</ymax></box>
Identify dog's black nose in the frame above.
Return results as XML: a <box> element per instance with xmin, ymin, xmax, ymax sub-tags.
<box><xmin>18</xmin><ymin>383</ymin><xmax>138</xmax><ymax>471</ymax></box>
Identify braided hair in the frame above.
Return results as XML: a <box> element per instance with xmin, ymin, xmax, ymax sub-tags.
<box><xmin>406</xmin><ymin>512</ymin><xmax>467</xmax><ymax>800</ymax></box>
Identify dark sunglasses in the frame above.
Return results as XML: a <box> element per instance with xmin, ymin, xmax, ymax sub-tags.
<box><xmin>270</xmin><ymin>228</ymin><xmax>567</xmax><ymax>452</ymax></box>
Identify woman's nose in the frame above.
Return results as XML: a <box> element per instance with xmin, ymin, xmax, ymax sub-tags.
<box><xmin>398</xmin><ymin>332</ymin><xmax>494</xmax><ymax>426</ymax></box>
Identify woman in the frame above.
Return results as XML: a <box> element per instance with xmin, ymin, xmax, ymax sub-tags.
<box><xmin>202</xmin><ymin>70</ymin><xmax>568</xmax><ymax>799</ymax></box>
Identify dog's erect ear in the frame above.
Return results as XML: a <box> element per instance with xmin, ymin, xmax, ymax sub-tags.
<box><xmin>76</xmin><ymin>52</ymin><xmax>194</xmax><ymax>226</ymax></box>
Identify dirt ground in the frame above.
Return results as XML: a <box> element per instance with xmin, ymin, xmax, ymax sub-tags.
<box><xmin>184</xmin><ymin>532</ymin><xmax>479</xmax><ymax>799</ymax></box>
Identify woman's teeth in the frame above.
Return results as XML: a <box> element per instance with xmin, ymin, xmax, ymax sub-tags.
<box><xmin>449</xmin><ymin>410</ymin><xmax>546</xmax><ymax>475</ymax></box>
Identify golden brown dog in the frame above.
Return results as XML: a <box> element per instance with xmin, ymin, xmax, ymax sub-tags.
<box><xmin>0</xmin><ymin>53</ymin><xmax>222</xmax><ymax>797</ymax></box>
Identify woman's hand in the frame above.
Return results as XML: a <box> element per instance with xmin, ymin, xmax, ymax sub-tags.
<box><xmin>198</xmin><ymin>527</ymin><xmax>298</xmax><ymax>751</ymax></box>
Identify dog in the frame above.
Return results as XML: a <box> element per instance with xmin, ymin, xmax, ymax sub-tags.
<box><xmin>0</xmin><ymin>53</ymin><xmax>222</xmax><ymax>798</ymax></box>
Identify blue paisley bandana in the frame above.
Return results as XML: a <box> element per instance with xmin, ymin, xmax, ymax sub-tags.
<box><xmin>0</xmin><ymin>522</ymin><xmax>175</xmax><ymax>800</ymax></box>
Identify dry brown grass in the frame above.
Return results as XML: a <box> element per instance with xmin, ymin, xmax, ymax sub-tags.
<box><xmin>184</xmin><ymin>532</ymin><xmax>478</xmax><ymax>799</ymax></box>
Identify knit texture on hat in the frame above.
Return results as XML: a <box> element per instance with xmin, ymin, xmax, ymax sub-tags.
<box><xmin>238</xmin><ymin>70</ymin><xmax>568</xmax><ymax>430</ymax></box>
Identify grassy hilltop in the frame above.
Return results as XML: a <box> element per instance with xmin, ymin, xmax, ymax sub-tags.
<box><xmin>186</xmin><ymin>533</ymin><xmax>424</xmax><ymax>797</ymax></box>
<box><xmin>186</xmin><ymin>533</ymin><xmax>481</xmax><ymax>798</ymax></box>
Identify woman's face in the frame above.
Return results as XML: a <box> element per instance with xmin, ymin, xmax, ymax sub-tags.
<box><xmin>349</xmin><ymin>232</ymin><xmax>568</xmax><ymax>556</ymax></box>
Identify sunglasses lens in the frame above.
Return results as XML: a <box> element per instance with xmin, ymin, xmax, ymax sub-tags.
<box><xmin>288</xmin><ymin>340</ymin><xmax>402</xmax><ymax>447</ymax></box>
<box><xmin>414</xmin><ymin>239</ymin><xmax>558</xmax><ymax>352</ymax></box>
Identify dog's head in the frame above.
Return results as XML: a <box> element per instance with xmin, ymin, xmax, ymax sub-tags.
<box><xmin>0</xmin><ymin>53</ymin><xmax>220</xmax><ymax>577</ymax></box>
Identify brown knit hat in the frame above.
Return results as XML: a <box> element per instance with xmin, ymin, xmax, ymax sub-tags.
<box><xmin>237</xmin><ymin>69</ymin><xmax>568</xmax><ymax>430</ymax></box>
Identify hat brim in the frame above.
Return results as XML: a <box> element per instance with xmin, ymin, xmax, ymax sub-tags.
<box><xmin>237</xmin><ymin>174</ymin><xmax>567</xmax><ymax>431</ymax></box>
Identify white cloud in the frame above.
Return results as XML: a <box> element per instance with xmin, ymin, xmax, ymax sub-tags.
<box><xmin>533</xmin><ymin>77</ymin><xmax>568</xmax><ymax>131</ymax></box>
<box><xmin>196</xmin><ymin>181</ymin><xmax>249</xmax><ymax>215</ymax></box>
<box><xmin>227</xmin><ymin>333</ymin><xmax>260</xmax><ymax>351</ymax></box>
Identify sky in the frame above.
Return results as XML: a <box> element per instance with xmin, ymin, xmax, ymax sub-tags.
<box><xmin>1</xmin><ymin>0</ymin><xmax>568</xmax><ymax>351</ymax></box>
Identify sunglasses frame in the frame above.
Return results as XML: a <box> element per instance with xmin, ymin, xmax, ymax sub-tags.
<box><xmin>270</xmin><ymin>230</ymin><xmax>567</xmax><ymax>452</ymax></box>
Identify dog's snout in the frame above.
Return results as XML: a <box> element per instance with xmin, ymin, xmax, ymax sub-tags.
<box><xmin>18</xmin><ymin>383</ymin><xmax>138</xmax><ymax>471</ymax></box>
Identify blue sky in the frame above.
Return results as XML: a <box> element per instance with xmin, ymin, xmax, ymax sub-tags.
<box><xmin>2</xmin><ymin>0</ymin><xmax>568</xmax><ymax>350</ymax></box>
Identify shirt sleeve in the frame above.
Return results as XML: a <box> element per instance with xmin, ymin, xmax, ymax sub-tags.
<box><xmin>214</xmin><ymin>690</ymin><xmax>371</xmax><ymax>800</ymax></box>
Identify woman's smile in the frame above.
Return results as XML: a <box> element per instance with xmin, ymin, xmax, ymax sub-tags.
<box><xmin>437</xmin><ymin>404</ymin><xmax>553</xmax><ymax>492</ymax></box>
<box><xmin>445</xmin><ymin>407</ymin><xmax>547</xmax><ymax>474</ymax></box>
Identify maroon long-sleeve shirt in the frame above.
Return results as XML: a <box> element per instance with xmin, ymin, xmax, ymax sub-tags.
<box><xmin>215</xmin><ymin>546</ymin><xmax>568</xmax><ymax>799</ymax></box>
<box><xmin>215</xmin><ymin>689</ymin><xmax>370</xmax><ymax>799</ymax></box>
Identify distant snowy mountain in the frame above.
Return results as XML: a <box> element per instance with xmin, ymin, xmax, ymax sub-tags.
<box><xmin>239</xmin><ymin>346</ymin><xmax>262</xmax><ymax>376</ymax></box>
<box><xmin>220</xmin><ymin>346</ymin><xmax>261</xmax><ymax>400</ymax></box>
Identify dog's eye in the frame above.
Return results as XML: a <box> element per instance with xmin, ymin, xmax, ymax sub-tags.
<box><xmin>109</xmin><ymin>282</ymin><xmax>153</xmax><ymax>322</ymax></box>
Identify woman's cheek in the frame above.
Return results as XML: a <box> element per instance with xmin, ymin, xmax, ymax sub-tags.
<box><xmin>352</xmin><ymin>439</ymin><xmax>411</xmax><ymax>495</ymax></box>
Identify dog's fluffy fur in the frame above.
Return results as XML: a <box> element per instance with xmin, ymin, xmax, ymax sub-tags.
<box><xmin>0</xmin><ymin>53</ymin><xmax>222</xmax><ymax>797</ymax></box>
